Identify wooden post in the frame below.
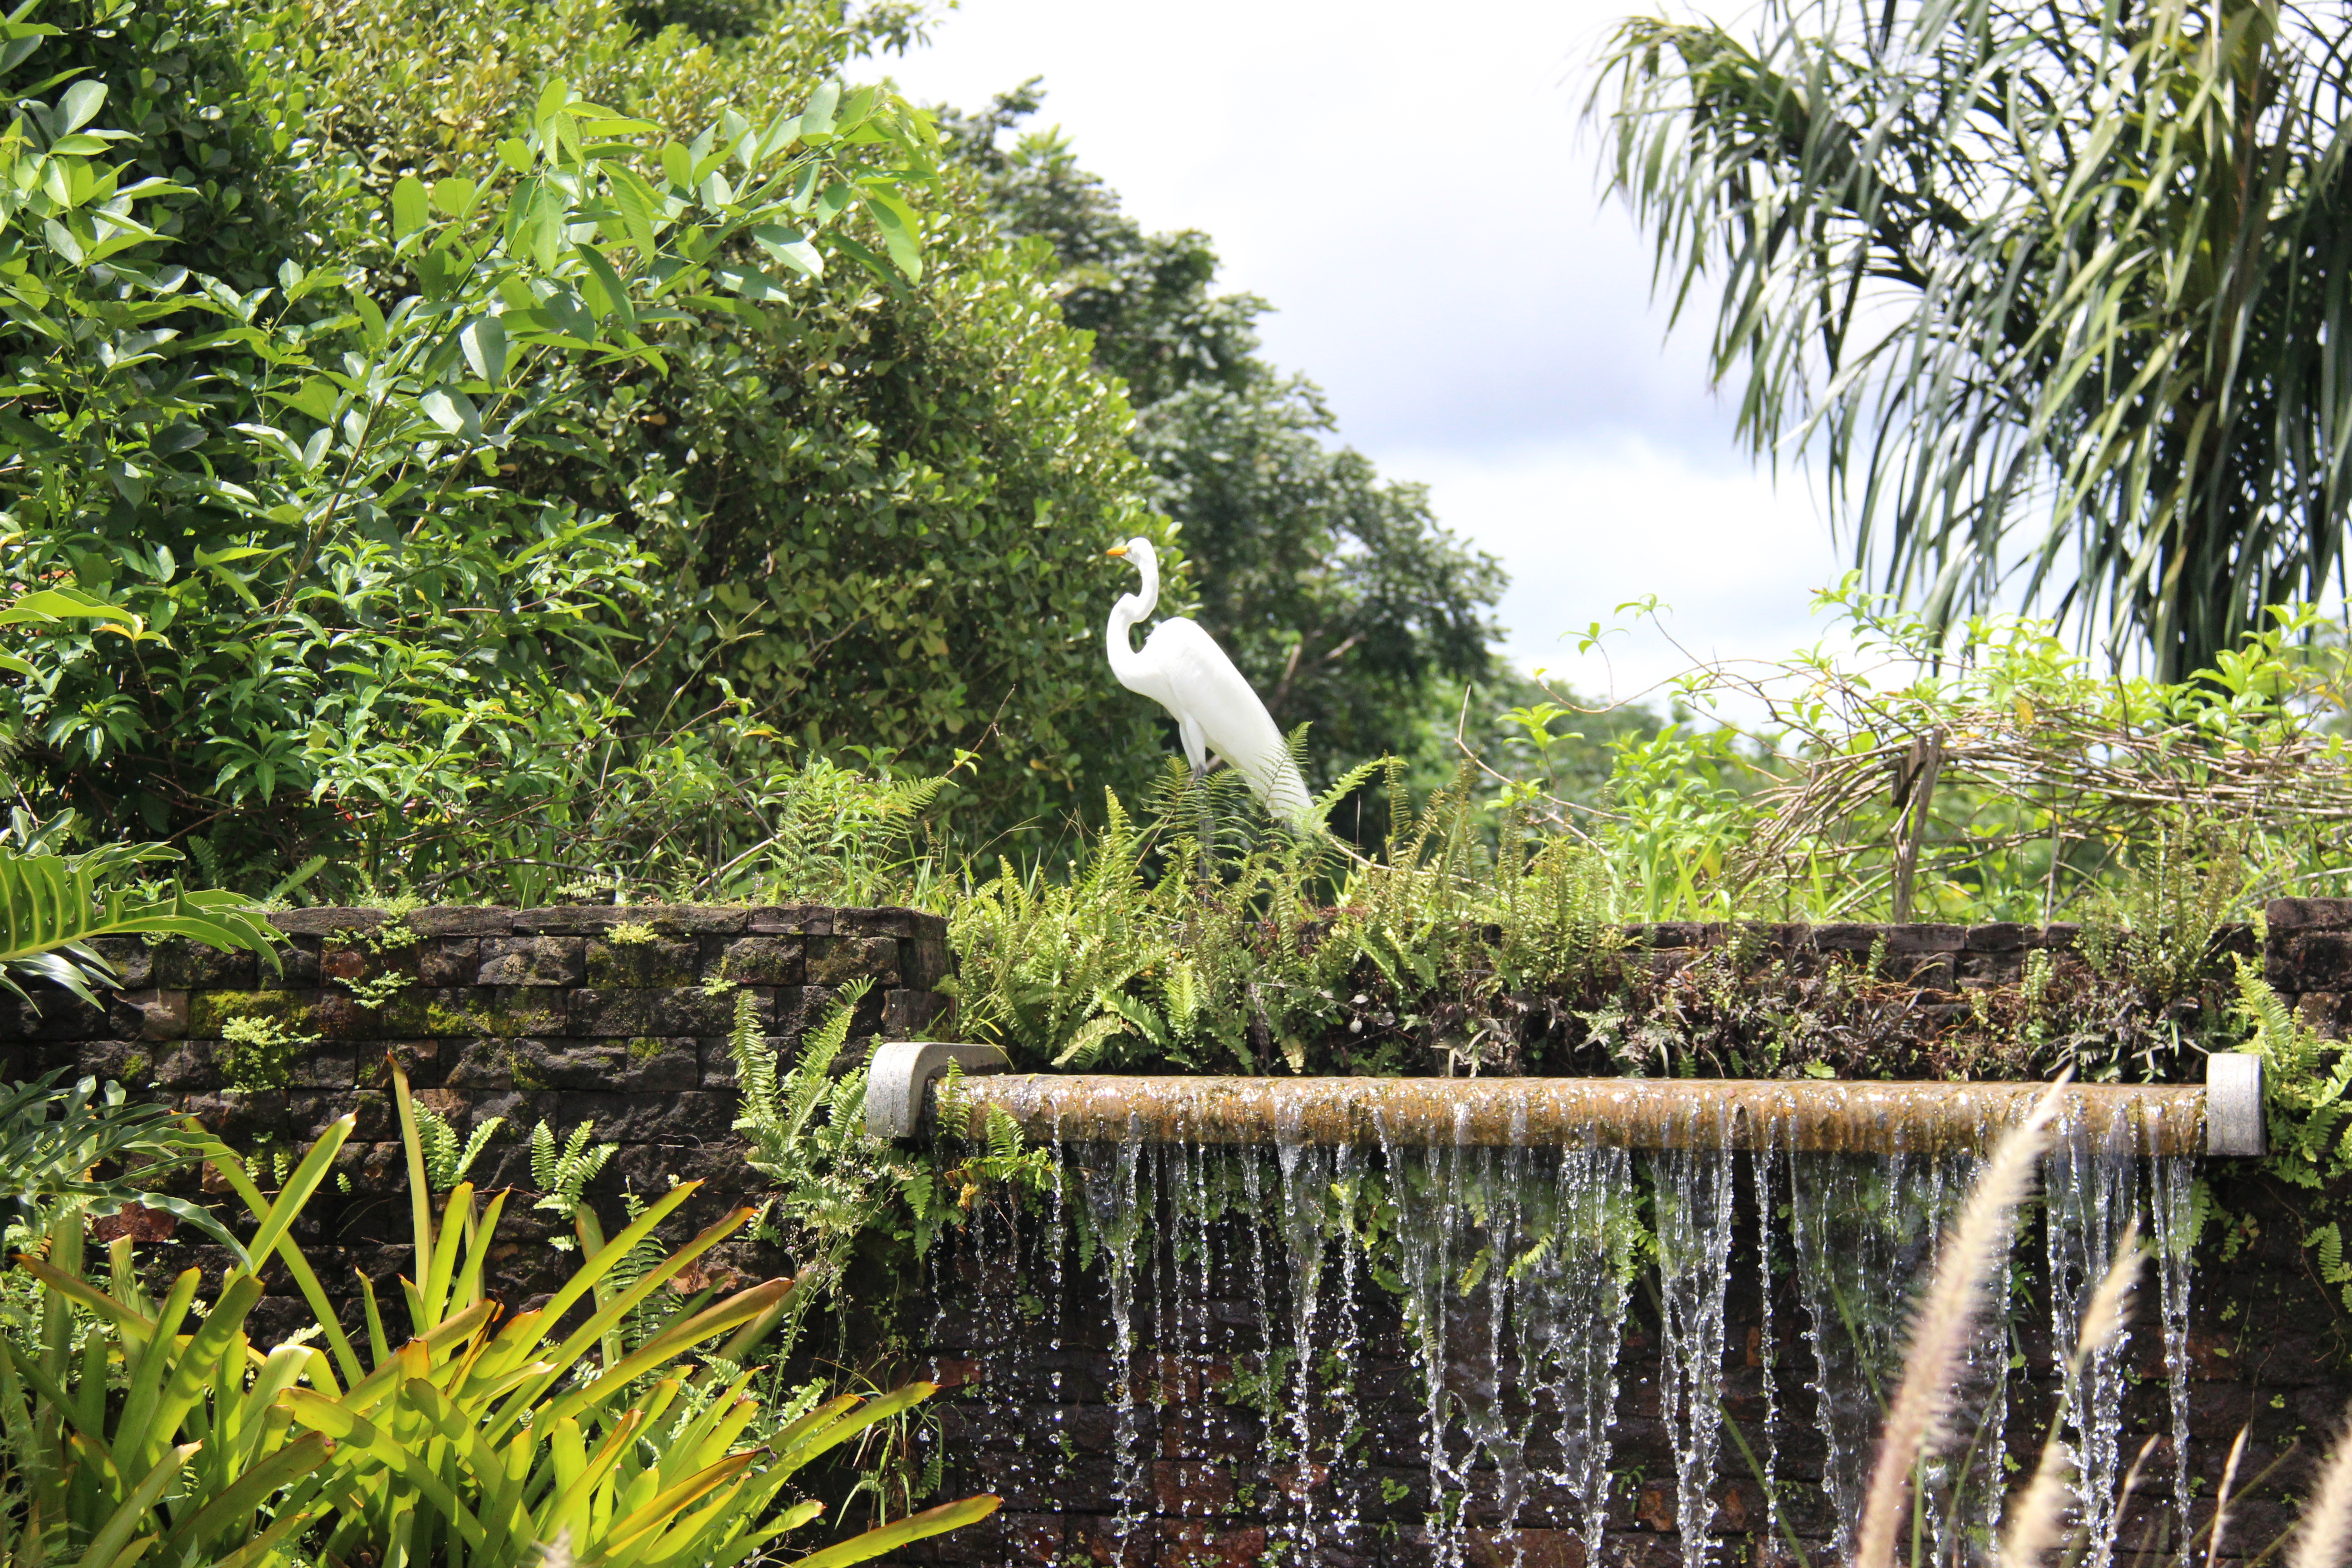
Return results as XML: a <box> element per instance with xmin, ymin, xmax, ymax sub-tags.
<box><xmin>1890</xmin><ymin>727</ymin><xmax>1945</xmax><ymax>923</ymax></box>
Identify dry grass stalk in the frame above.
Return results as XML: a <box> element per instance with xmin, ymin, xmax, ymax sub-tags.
<box><xmin>1851</xmin><ymin>1084</ymin><xmax>2065</xmax><ymax>1568</ymax></box>
<box><xmin>1990</xmin><ymin>1221</ymin><xmax>2144</xmax><ymax>1568</ymax></box>
<box><xmin>2098</xmin><ymin>1432</ymin><xmax>2160</xmax><ymax>1568</ymax></box>
<box><xmin>2208</xmin><ymin>1426</ymin><xmax>2251</xmax><ymax>1568</ymax></box>
<box><xmin>1999</xmin><ymin>1436</ymin><xmax>2078</xmax><ymax>1568</ymax></box>
<box><xmin>2287</xmin><ymin>1406</ymin><xmax>2352</xmax><ymax>1568</ymax></box>
<box><xmin>2077</xmin><ymin>1220</ymin><xmax>2143</xmax><ymax>1367</ymax></box>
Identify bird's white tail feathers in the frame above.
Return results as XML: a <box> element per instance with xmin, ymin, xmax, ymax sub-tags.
<box><xmin>1245</xmin><ymin>754</ymin><xmax>1317</xmax><ymax>832</ymax></box>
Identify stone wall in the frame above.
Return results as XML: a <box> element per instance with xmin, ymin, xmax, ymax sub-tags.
<box><xmin>906</xmin><ymin>1161</ymin><xmax>2341</xmax><ymax>1568</ymax></box>
<box><xmin>0</xmin><ymin>902</ymin><xmax>950</xmax><ymax>1332</ymax></box>
<box><xmin>3</xmin><ymin>902</ymin><xmax>2349</xmax><ymax>1568</ymax></box>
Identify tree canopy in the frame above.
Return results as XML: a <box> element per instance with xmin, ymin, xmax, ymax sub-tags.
<box><xmin>0</xmin><ymin>0</ymin><xmax>1512</xmax><ymax>894</ymax></box>
<box><xmin>938</xmin><ymin>87</ymin><xmax>1508</xmax><ymax>796</ymax></box>
<box><xmin>1597</xmin><ymin>0</ymin><xmax>2352</xmax><ymax>680</ymax></box>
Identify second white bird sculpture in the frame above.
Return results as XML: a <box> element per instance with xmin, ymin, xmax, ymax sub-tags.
<box><xmin>1104</xmin><ymin>537</ymin><xmax>1315</xmax><ymax>829</ymax></box>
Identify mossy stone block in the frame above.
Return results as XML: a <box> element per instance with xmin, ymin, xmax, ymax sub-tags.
<box><xmin>586</xmin><ymin>936</ymin><xmax>700</xmax><ymax>988</ymax></box>
<box><xmin>716</xmin><ymin>936</ymin><xmax>802</xmax><ymax>985</ymax></box>
<box><xmin>189</xmin><ymin>989</ymin><xmax>318</xmax><ymax>1038</ymax></box>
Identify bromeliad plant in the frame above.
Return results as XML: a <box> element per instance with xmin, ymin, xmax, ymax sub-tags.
<box><xmin>0</xmin><ymin>810</ymin><xmax>280</xmax><ymax>1008</ymax></box>
<box><xmin>0</xmin><ymin>1059</ymin><xmax>996</xmax><ymax>1568</ymax></box>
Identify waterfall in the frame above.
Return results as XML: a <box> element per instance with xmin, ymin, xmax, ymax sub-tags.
<box><xmin>1788</xmin><ymin>1143</ymin><xmax>2001</xmax><ymax>1561</ymax></box>
<box><xmin>1646</xmin><ymin>1111</ymin><xmax>1737</xmax><ymax>1568</ymax></box>
<box><xmin>2047</xmin><ymin>1103</ymin><xmax>2198</xmax><ymax>1568</ymax></box>
<box><xmin>954</xmin><ymin>1101</ymin><xmax>2200</xmax><ymax>1568</ymax></box>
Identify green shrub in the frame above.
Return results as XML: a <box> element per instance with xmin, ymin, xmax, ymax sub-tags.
<box><xmin>0</xmin><ymin>1061</ymin><xmax>997</xmax><ymax>1568</ymax></box>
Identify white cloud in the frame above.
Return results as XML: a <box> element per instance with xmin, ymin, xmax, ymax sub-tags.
<box><xmin>1397</xmin><ymin>435</ymin><xmax>1849</xmax><ymax>706</ymax></box>
<box><xmin>875</xmin><ymin>0</ymin><xmax>1852</xmax><ymax>690</ymax></box>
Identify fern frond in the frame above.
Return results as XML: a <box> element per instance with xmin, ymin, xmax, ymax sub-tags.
<box><xmin>415</xmin><ymin>1106</ymin><xmax>460</xmax><ymax>1189</ymax></box>
<box><xmin>1312</xmin><ymin>756</ymin><xmax>1386</xmax><ymax>825</ymax></box>
<box><xmin>728</xmin><ymin>988</ymin><xmax>780</xmax><ymax>1138</ymax></box>
<box><xmin>781</xmin><ymin>976</ymin><xmax>875</xmax><ymax>1144</ymax></box>
<box><xmin>1053</xmin><ymin>1012</ymin><xmax>1127</xmax><ymax>1070</ymax></box>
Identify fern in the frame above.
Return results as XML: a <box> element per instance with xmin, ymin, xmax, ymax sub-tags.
<box><xmin>1052</xmin><ymin>1013</ymin><xmax>1129</xmax><ymax>1070</ymax></box>
<box><xmin>529</xmin><ymin>1118</ymin><xmax>617</xmax><ymax>1250</ymax></box>
<box><xmin>790</xmin><ymin>979</ymin><xmax>872</xmax><ymax>1130</ymax></box>
<box><xmin>414</xmin><ymin>1106</ymin><xmax>505</xmax><ymax>1192</ymax></box>
<box><xmin>727</xmin><ymin>988</ymin><xmax>778</xmax><ymax>1144</ymax></box>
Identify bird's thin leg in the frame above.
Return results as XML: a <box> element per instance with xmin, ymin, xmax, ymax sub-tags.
<box><xmin>1176</xmin><ymin>714</ymin><xmax>1217</xmax><ymax>867</ymax></box>
<box><xmin>1191</xmin><ymin>761</ymin><xmax>1218</xmax><ymax>872</ymax></box>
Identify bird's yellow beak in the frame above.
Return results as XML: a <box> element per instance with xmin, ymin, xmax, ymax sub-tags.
<box><xmin>1104</xmin><ymin>545</ymin><xmax>1129</xmax><ymax>558</ymax></box>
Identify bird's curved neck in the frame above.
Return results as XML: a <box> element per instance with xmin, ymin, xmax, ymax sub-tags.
<box><xmin>1106</xmin><ymin>554</ymin><xmax>1159</xmax><ymax>686</ymax></box>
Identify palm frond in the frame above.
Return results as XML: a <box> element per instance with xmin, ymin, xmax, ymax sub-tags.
<box><xmin>1594</xmin><ymin>0</ymin><xmax>2352</xmax><ymax>677</ymax></box>
<box><xmin>0</xmin><ymin>843</ymin><xmax>279</xmax><ymax>1008</ymax></box>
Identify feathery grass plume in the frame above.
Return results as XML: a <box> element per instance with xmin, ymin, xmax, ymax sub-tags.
<box><xmin>1852</xmin><ymin>1080</ymin><xmax>2067</xmax><ymax>1568</ymax></box>
<box><xmin>2098</xmin><ymin>1433</ymin><xmax>2159</xmax><ymax>1568</ymax></box>
<box><xmin>2076</xmin><ymin>1220</ymin><xmax>2143</xmax><ymax>1372</ymax></box>
<box><xmin>1994</xmin><ymin>1223</ymin><xmax>2146</xmax><ymax>1568</ymax></box>
<box><xmin>536</xmin><ymin>1531</ymin><xmax>574</xmax><ymax>1568</ymax></box>
<box><xmin>1999</xmin><ymin>1436</ymin><xmax>2078</xmax><ymax>1568</ymax></box>
<box><xmin>2207</xmin><ymin>1427</ymin><xmax>2251</xmax><ymax>1568</ymax></box>
<box><xmin>2287</xmin><ymin>1404</ymin><xmax>2352</xmax><ymax>1568</ymax></box>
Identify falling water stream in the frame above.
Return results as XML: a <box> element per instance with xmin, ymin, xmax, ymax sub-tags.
<box><xmin>949</xmin><ymin>1101</ymin><xmax>2199</xmax><ymax>1568</ymax></box>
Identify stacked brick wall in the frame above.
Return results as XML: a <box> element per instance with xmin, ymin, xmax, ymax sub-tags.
<box><xmin>2</xmin><ymin>902</ymin><xmax>2349</xmax><ymax>1567</ymax></box>
<box><xmin>0</xmin><ymin>902</ymin><xmax>950</xmax><ymax>1333</ymax></box>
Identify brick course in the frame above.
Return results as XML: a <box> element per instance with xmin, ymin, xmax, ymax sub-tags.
<box><xmin>5</xmin><ymin>901</ymin><xmax>2350</xmax><ymax>1566</ymax></box>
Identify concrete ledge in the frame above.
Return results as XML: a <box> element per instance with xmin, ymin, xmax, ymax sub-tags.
<box><xmin>2205</xmin><ymin>1052</ymin><xmax>2267</xmax><ymax>1157</ymax></box>
<box><xmin>866</xmin><ymin>1041</ymin><xmax>1012</xmax><ymax>1141</ymax></box>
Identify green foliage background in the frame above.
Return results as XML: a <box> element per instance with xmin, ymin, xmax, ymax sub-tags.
<box><xmin>0</xmin><ymin>0</ymin><xmax>1513</xmax><ymax>899</ymax></box>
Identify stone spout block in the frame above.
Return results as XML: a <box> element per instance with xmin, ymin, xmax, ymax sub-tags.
<box><xmin>946</xmin><ymin>1074</ymin><xmax>2258</xmax><ymax>1158</ymax></box>
<box><xmin>865</xmin><ymin>1041</ymin><xmax>1013</xmax><ymax>1140</ymax></box>
<box><xmin>2203</xmin><ymin>1052</ymin><xmax>2266</xmax><ymax>1158</ymax></box>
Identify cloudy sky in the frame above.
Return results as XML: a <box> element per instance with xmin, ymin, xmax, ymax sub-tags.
<box><xmin>878</xmin><ymin>0</ymin><xmax>1852</xmax><ymax>706</ymax></box>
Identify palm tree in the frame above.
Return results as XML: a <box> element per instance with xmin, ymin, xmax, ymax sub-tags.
<box><xmin>1594</xmin><ymin>0</ymin><xmax>2352</xmax><ymax>680</ymax></box>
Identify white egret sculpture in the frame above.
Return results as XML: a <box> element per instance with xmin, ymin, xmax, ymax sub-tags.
<box><xmin>1104</xmin><ymin>537</ymin><xmax>1316</xmax><ymax>828</ymax></box>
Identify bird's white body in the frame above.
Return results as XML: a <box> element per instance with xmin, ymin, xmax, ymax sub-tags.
<box><xmin>1104</xmin><ymin>537</ymin><xmax>1315</xmax><ymax>828</ymax></box>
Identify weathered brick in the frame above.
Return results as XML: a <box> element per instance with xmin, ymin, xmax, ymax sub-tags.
<box><xmin>655</xmin><ymin>987</ymin><xmax>735</xmax><ymax>1036</ymax></box>
<box><xmin>748</xmin><ymin>904</ymin><xmax>833</xmax><ymax>935</ymax></box>
<box><xmin>586</xmin><ymin>936</ymin><xmax>699</xmax><ymax>988</ymax></box>
<box><xmin>2266</xmin><ymin>897</ymin><xmax>2352</xmax><ymax>931</ymax></box>
<box><xmin>408</xmin><ymin>906</ymin><xmax>515</xmax><ymax>936</ymax></box>
<box><xmin>570</xmin><ymin>988</ymin><xmax>656</xmax><ymax>1038</ymax></box>
<box><xmin>153</xmin><ymin>1040</ymin><xmax>216</xmax><ymax>1089</ymax></box>
<box><xmin>883</xmin><ymin>988</ymin><xmax>953</xmax><ymax>1037</ymax></box>
<box><xmin>2282</xmin><ymin>931</ymin><xmax>2352</xmax><ymax>990</ymax></box>
<box><xmin>501</xmin><ymin>1036</ymin><xmax>696</xmax><ymax>1092</ymax></box>
<box><xmin>478</xmin><ymin>936</ymin><xmax>586</xmax><ymax>987</ymax></box>
<box><xmin>1883</xmin><ymin>923</ymin><xmax>1965</xmax><ymax>954</ymax></box>
<box><xmin>286</xmin><ymin>1040</ymin><xmax>359</xmax><ymax>1088</ymax></box>
<box><xmin>806</xmin><ymin>935</ymin><xmax>900</xmax><ymax>987</ymax></box>
<box><xmin>902</xmin><ymin>935</ymin><xmax>954</xmax><ymax>989</ymax></box>
<box><xmin>1152</xmin><ymin>1460</ymin><xmax>1234</xmax><ymax>1516</ymax></box>
<box><xmin>86</xmin><ymin>936</ymin><xmax>153</xmax><ymax>987</ymax></box>
<box><xmin>514</xmin><ymin>904</ymin><xmax>747</xmax><ymax>935</ymax></box>
<box><xmin>2297</xmin><ymin>991</ymin><xmax>2352</xmax><ymax>1035</ymax></box>
<box><xmin>268</xmin><ymin>908</ymin><xmax>389</xmax><ymax>937</ymax></box>
<box><xmin>717</xmin><ymin>936</ymin><xmax>803</xmax><ymax>985</ymax></box>
<box><xmin>187</xmin><ymin>989</ymin><xmax>319</xmax><ymax>1038</ymax></box>
<box><xmin>835</xmin><ymin>906</ymin><xmax>920</xmax><ymax>938</ymax></box>
<box><xmin>417</xmin><ymin>938</ymin><xmax>480</xmax><ymax>987</ymax></box>
<box><xmin>107</xmin><ymin>989</ymin><xmax>188</xmax><ymax>1041</ymax></box>
<box><xmin>152</xmin><ymin>939</ymin><xmax>259</xmax><ymax>988</ymax></box>
<box><xmin>314</xmin><ymin>992</ymin><xmax>386</xmax><ymax>1041</ymax></box>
